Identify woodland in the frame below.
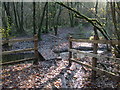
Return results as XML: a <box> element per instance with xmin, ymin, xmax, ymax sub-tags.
<box><xmin>1</xmin><ymin>1</ymin><xmax>120</xmax><ymax>89</ymax></box>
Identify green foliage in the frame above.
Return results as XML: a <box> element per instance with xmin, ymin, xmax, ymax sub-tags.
<box><xmin>1</xmin><ymin>22</ymin><xmax>11</xmax><ymax>39</ymax></box>
<box><xmin>89</xmin><ymin>35</ymin><xmax>103</xmax><ymax>40</ymax></box>
<box><xmin>89</xmin><ymin>36</ymin><xmax>94</xmax><ymax>40</ymax></box>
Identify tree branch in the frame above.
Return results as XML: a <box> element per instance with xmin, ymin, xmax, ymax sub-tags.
<box><xmin>56</xmin><ymin>2</ymin><xmax>111</xmax><ymax>40</ymax></box>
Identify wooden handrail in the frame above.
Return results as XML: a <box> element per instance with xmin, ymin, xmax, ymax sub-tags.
<box><xmin>1</xmin><ymin>57</ymin><xmax>36</xmax><ymax>65</ymax></box>
<box><xmin>70</xmin><ymin>39</ymin><xmax>120</xmax><ymax>45</ymax></box>
<box><xmin>2</xmin><ymin>37</ymin><xmax>34</xmax><ymax>44</ymax></box>
<box><xmin>71</xmin><ymin>58</ymin><xmax>120</xmax><ymax>80</ymax></box>
<box><xmin>2</xmin><ymin>48</ymin><xmax>34</xmax><ymax>55</ymax></box>
<box><xmin>69</xmin><ymin>49</ymin><xmax>120</xmax><ymax>64</ymax></box>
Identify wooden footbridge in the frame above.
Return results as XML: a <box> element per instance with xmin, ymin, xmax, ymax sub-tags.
<box><xmin>1</xmin><ymin>34</ymin><xmax>120</xmax><ymax>81</ymax></box>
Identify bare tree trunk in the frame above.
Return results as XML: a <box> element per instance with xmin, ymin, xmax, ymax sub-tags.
<box><xmin>2</xmin><ymin>3</ymin><xmax>7</xmax><ymax>31</ymax></box>
<box><xmin>38</xmin><ymin>2</ymin><xmax>48</xmax><ymax>40</ymax></box>
<box><xmin>106</xmin><ymin>2</ymin><xmax>111</xmax><ymax>51</ymax></box>
<box><xmin>20</xmin><ymin>1</ymin><xmax>25</xmax><ymax>34</ymax></box>
<box><xmin>33</xmin><ymin>2</ymin><xmax>36</xmax><ymax>35</ymax></box>
<box><xmin>3</xmin><ymin>2</ymin><xmax>12</xmax><ymax>26</ymax></box>
<box><xmin>16</xmin><ymin>2</ymin><xmax>21</xmax><ymax>33</ymax></box>
<box><xmin>45</xmin><ymin>2</ymin><xmax>48</xmax><ymax>33</ymax></box>
<box><xmin>13</xmin><ymin>2</ymin><xmax>20</xmax><ymax>32</ymax></box>
<box><xmin>56</xmin><ymin>6</ymin><xmax>62</xmax><ymax>26</ymax></box>
<box><xmin>110</xmin><ymin>2</ymin><xmax>119</xmax><ymax>39</ymax></box>
<box><xmin>68</xmin><ymin>2</ymin><xmax>74</xmax><ymax>27</ymax></box>
<box><xmin>54</xmin><ymin>5</ymin><xmax>62</xmax><ymax>36</ymax></box>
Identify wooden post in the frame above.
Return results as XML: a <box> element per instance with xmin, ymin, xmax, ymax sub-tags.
<box><xmin>33</xmin><ymin>34</ymin><xmax>39</xmax><ymax>65</ymax></box>
<box><xmin>92</xmin><ymin>34</ymin><xmax>98</xmax><ymax>81</ymax></box>
<box><xmin>69</xmin><ymin>36</ymin><xmax>72</xmax><ymax>66</ymax></box>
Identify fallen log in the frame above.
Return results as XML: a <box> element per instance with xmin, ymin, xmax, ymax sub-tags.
<box><xmin>53</xmin><ymin>46</ymin><xmax>106</xmax><ymax>53</ymax></box>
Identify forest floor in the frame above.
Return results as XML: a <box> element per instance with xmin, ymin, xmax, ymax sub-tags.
<box><xmin>1</xmin><ymin>27</ymin><xmax>120</xmax><ymax>88</ymax></box>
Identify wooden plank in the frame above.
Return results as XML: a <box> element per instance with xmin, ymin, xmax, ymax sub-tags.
<box><xmin>69</xmin><ymin>49</ymin><xmax>120</xmax><ymax>64</ymax></box>
<box><xmin>71</xmin><ymin>58</ymin><xmax>120</xmax><ymax>80</ymax></box>
<box><xmin>53</xmin><ymin>46</ymin><xmax>106</xmax><ymax>53</ymax></box>
<box><xmin>0</xmin><ymin>57</ymin><xmax>36</xmax><ymax>65</ymax></box>
<box><xmin>70</xmin><ymin>39</ymin><xmax>120</xmax><ymax>45</ymax></box>
<box><xmin>2</xmin><ymin>48</ymin><xmax>34</xmax><ymax>55</ymax></box>
<box><xmin>2</xmin><ymin>38</ymin><xmax>34</xmax><ymax>44</ymax></box>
